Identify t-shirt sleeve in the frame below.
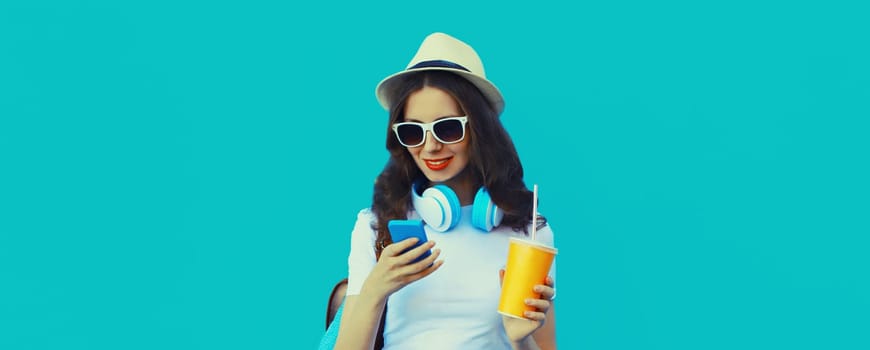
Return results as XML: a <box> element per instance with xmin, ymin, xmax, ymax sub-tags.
<box><xmin>346</xmin><ymin>208</ymin><xmax>378</xmax><ymax>296</ymax></box>
<box><xmin>533</xmin><ymin>220</ymin><xmax>557</xmax><ymax>283</ymax></box>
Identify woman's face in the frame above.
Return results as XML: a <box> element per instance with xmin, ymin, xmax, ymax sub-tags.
<box><xmin>402</xmin><ymin>86</ymin><xmax>470</xmax><ymax>184</ymax></box>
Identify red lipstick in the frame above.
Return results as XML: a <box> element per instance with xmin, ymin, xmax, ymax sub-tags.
<box><xmin>424</xmin><ymin>157</ymin><xmax>451</xmax><ymax>170</ymax></box>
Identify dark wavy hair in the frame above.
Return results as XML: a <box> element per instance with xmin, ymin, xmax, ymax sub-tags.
<box><xmin>371</xmin><ymin>71</ymin><xmax>545</xmax><ymax>256</ymax></box>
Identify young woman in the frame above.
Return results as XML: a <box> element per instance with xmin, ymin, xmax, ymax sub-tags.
<box><xmin>334</xmin><ymin>32</ymin><xmax>557</xmax><ymax>350</ymax></box>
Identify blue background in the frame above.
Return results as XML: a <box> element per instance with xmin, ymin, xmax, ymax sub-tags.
<box><xmin>2</xmin><ymin>1</ymin><xmax>868</xmax><ymax>349</ymax></box>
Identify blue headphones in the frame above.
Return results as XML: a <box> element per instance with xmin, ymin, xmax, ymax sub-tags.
<box><xmin>411</xmin><ymin>180</ymin><xmax>504</xmax><ymax>232</ymax></box>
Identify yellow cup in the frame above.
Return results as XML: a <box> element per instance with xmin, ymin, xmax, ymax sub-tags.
<box><xmin>498</xmin><ymin>237</ymin><xmax>558</xmax><ymax>319</ymax></box>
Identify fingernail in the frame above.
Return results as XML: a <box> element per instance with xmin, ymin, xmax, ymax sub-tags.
<box><xmin>525</xmin><ymin>299</ymin><xmax>533</xmax><ymax>305</ymax></box>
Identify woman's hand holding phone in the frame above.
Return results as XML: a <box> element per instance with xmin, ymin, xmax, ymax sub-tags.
<box><xmin>388</xmin><ymin>220</ymin><xmax>434</xmax><ymax>264</ymax></box>
<box><xmin>361</xmin><ymin>220</ymin><xmax>443</xmax><ymax>299</ymax></box>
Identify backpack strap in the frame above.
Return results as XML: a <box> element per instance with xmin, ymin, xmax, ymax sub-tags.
<box><xmin>374</xmin><ymin>241</ymin><xmax>386</xmax><ymax>349</ymax></box>
<box><xmin>325</xmin><ymin>278</ymin><xmax>348</xmax><ymax>330</ymax></box>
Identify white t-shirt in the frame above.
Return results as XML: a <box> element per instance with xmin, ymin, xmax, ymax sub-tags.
<box><xmin>346</xmin><ymin>206</ymin><xmax>557</xmax><ymax>350</ymax></box>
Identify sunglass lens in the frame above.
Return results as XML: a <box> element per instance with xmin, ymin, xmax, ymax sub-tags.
<box><xmin>396</xmin><ymin>124</ymin><xmax>424</xmax><ymax>146</ymax></box>
<box><xmin>434</xmin><ymin>119</ymin><xmax>464</xmax><ymax>143</ymax></box>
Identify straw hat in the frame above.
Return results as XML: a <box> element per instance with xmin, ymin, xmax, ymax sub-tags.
<box><xmin>375</xmin><ymin>32</ymin><xmax>505</xmax><ymax>115</ymax></box>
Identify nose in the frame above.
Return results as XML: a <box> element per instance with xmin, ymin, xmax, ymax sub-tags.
<box><xmin>421</xmin><ymin>130</ymin><xmax>442</xmax><ymax>152</ymax></box>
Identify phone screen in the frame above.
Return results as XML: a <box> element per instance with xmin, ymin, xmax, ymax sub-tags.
<box><xmin>388</xmin><ymin>219</ymin><xmax>432</xmax><ymax>264</ymax></box>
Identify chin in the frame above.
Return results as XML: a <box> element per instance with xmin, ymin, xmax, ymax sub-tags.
<box><xmin>423</xmin><ymin>171</ymin><xmax>458</xmax><ymax>184</ymax></box>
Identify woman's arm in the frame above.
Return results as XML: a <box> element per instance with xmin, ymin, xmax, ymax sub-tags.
<box><xmin>333</xmin><ymin>239</ymin><xmax>444</xmax><ymax>350</ymax></box>
<box><xmin>333</xmin><ymin>295</ymin><xmax>385</xmax><ymax>350</ymax></box>
<box><xmin>509</xmin><ymin>303</ymin><xmax>557</xmax><ymax>350</ymax></box>
<box><xmin>531</xmin><ymin>302</ymin><xmax>557</xmax><ymax>349</ymax></box>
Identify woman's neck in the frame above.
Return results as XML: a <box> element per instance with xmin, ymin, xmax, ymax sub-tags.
<box><xmin>451</xmin><ymin>180</ymin><xmax>476</xmax><ymax>206</ymax></box>
<box><xmin>437</xmin><ymin>169</ymin><xmax>476</xmax><ymax>206</ymax></box>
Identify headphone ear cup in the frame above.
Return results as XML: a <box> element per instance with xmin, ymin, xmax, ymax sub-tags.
<box><xmin>411</xmin><ymin>182</ymin><xmax>443</xmax><ymax>230</ymax></box>
<box><xmin>426</xmin><ymin>185</ymin><xmax>461</xmax><ymax>232</ymax></box>
<box><xmin>471</xmin><ymin>188</ymin><xmax>503</xmax><ymax>232</ymax></box>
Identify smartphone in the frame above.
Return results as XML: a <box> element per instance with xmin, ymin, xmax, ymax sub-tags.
<box><xmin>388</xmin><ymin>219</ymin><xmax>432</xmax><ymax>264</ymax></box>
